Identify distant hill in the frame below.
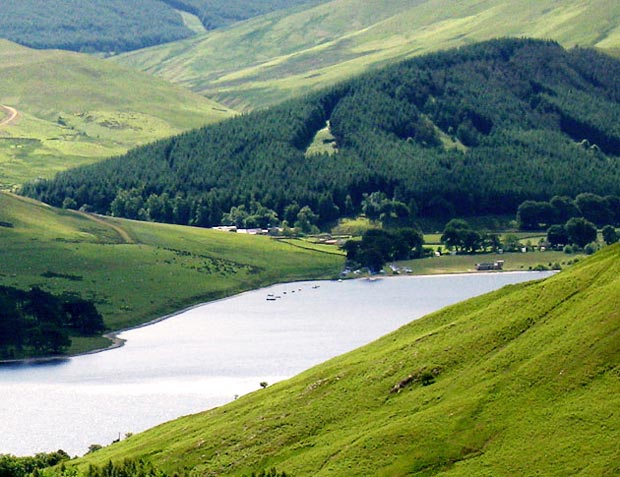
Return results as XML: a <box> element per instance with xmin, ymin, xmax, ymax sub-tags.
<box><xmin>0</xmin><ymin>40</ymin><xmax>234</xmax><ymax>189</ymax></box>
<box><xmin>62</xmin><ymin>242</ymin><xmax>620</xmax><ymax>475</ymax></box>
<box><xmin>114</xmin><ymin>0</ymin><xmax>620</xmax><ymax>110</ymax></box>
<box><xmin>159</xmin><ymin>0</ymin><xmax>328</xmax><ymax>30</ymax></box>
<box><xmin>0</xmin><ymin>0</ymin><xmax>328</xmax><ymax>54</ymax></box>
<box><xmin>0</xmin><ymin>0</ymin><xmax>193</xmax><ymax>53</ymax></box>
<box><xmin>25</xmin><ymin>39</ymin><xmax>620</xmax><ymax>228</ymax></box>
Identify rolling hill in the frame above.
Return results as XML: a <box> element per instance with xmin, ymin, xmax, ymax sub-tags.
<box><xmin>114</xmin><ymin>0</ymin><xmax>620</xmax><ymax>110</ymax></box>
<box><xmin>58</xmin><ymin>243</ymin><xmax>620</xmax><ymax>475</ymax></box>
<box><xmin>0</xmin><ymin>192</ymin><xmax>342</xmax><ymax>357</ymax></box>
<box><xmin>0</xmin><ymin>0</ymin><xmax>193</xmax><ymax>53</ymax></box>
<box><xmin>25</xmin><ymin>39</ymin><xmax>620</xmax><ymax>228</ymax></box>
<box><xmin>0</xmin><ymin>40</ymin><xmax>234</xmax><ymax>189</ymax></box>
<box><xmin>0</xmin><ymin>0</ymin><xmax>330</xmax><ymax>54</ymax></box>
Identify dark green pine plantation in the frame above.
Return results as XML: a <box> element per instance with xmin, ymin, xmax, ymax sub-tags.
<box><xmin>24</xmin><ymin>39</ymin><xmax>620</xmax><ymax>227</ymax></box>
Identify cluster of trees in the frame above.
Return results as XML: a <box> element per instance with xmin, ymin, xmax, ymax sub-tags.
<box><xmin>0</xmin><ymin>286</ymin><xmax>105</xmax><ymax>359</ymax></box>
<box><xmin>440</xmin><ymin>219</ymin><xmax>502</xmax><ymax>254</ymax></box>
<box><xmin>10</xmin><ymin>456</ymin><xmax>288</xmax><ymax>477</ymax></box>
<box><xmin>0</xmin><ymin>451</ymin><xmax>69</xmax><ymax>477</ymax></box>
<box><xmin>343</xmin><ymin>228</ymin><xmax>425</xmax><ymax>272</ymax></box>
<box><xmin>546</xmin><ymin>218</ymin><xmax>599</xmax><ymax>249</ymax></box>
<box><xmin>0</xmin><ymin>0</ymin><xmax>192</xmax><ymax>53</ymax></box>
<box><xmin>23</xmin><ymin>39</ymin><xmax>620</xmax><ymax>228</ymax></box>
<box><xmin>517</xmin><ymin>193</ymin><xmax>620</xmax><ymax>230</ymax></box>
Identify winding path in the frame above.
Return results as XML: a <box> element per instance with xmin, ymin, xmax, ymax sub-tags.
<box><xmin>72</xmin><ymin>210</ymin><xmax>136</xmax><ymax>244</ymax></box>
<box><xmin>0</xmin><ymin>105</ymin><xmax>18</xmax><ymax>127</ymax></box>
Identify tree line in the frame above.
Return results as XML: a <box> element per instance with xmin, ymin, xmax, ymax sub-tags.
<box><xmin>343</xmin><ymin>228</ymin><xmax>426</xmax><ymax>272</ymax></box>
<box><xmin>23</xmin><ymin>39</ymin><xmax>620</xmax><ymax>228</ymax></box>
<box><xmin>0</xmin><ymin>286</ymin><xmax>105</xmax><ymax>359</ymax></box>
<box><xmin>517</xmin><ymin>193</ymin><xmax>620</xmax><ymax>230</ymax></box>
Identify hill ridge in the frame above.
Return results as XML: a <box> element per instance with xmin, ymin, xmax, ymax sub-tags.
<box><xmin>114</xmin><ymin>0</ymin><xmax>620</xmax><ymax>110</ymax></box>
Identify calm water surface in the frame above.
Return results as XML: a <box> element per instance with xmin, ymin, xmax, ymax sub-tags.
<box><xmin>0</xmin><ymin>272</ymin><xmax>552</xmax><ymax>456</ymax></box>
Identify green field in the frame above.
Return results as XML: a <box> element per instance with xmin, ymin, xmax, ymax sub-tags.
<box><xmin>0</xmin><ymin>40</ymin><xmax>235</xmax><ymax>189</ymax></box>
<box><xmin>395</xmin><ymin>251</ymin><xmax>581</xmax><ymax>276</ymax></box>
<box><xmin>0</xmin><ymin>192</ymin><xmax>343</xmax><ymax>354</ymax></box>
<box><xmin>59</xmin><ymin>244</ymin><xmax>620</xmax><ymax>475</ymax></box>
<box><xmin>114</xmin><ymin>0</ymin><xmax>620</xmax><ymax>110</ymax></box>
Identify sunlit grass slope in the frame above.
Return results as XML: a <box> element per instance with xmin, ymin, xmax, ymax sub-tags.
<box><xmin>71</xmin><ymin>244</ymin><xmax>620</xmax><ymax>475</ymax></box>
<box><xmin>0</xmin><ymin>192</ymin><xmax>342</xmax><ymax>354</ymax></box>
<box><xmin>115</xmin><ymin>0</ymin><xmax>620</xmax><ymax>110</ymax></box>
<box><xmin>0</xmin><ymin>40</ymin><xmax>234</xmax><ymax>189</ymax></box>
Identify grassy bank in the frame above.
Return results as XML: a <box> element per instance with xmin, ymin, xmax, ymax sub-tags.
<box><xmin>0</xmin><ymin>192</ymin><xmax>343</xmax><ymax>355</ymax></box>
<box><xmin>394</xmin><ymin>251</ymin><xmax>582</xmax><ymax>275</ymax></box>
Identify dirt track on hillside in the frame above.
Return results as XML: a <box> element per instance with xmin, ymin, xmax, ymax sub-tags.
<box><xmin>0</xmin><ymin>105</ymin><xmax>18</xmax><ymax>127</ymax></box>
<box><xmin>73</xmin><ymin>210</ymin><xmax>136</xmax><ymax>244</ymax></box>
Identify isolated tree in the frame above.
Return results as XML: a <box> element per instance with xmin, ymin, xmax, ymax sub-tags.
<box><xmin>517</xmin><ymin>200</ymin><xmax>555</xmax><ymax>230</ymax></box>
<box><xmin>361</xmin><ymin>192</ymin><xmax>389</xmax><ymax>222</ymax></box>
<box><xmin>502</xmin><ymin>234</ymin><xmax>521</xmax><ymax>252</ymax></box>
<box><xmin>601</xmin><ymin>225</ymin><xmax>618</xmax><ymax>245</ymax></box>
<box><xmin>547</xmin><ymin>224</ymin><xmax>569</xmax><ymax>248</ymax></box>
<box><xmin>63</xmin><ymin>298</ymin><xmax>105</xmax><ymax>335</ymax></box>
<box><xmin>295</xmin><ymin>206</ymin><xmax>319</xmax><ymax>234</ymax></box>
<box><xmin>441</xmin><ymin>219</ymin><xmax>480</xmax><ymax>253</ymax></box>
<box><xmin>575</xmin><ymin>193</ymin><xmax>612</xmax><ymax>227</ymax></box>
<box><xmin>549</xmin><ymin>195</ymin><xmax>579</xmax><ymax>224</ymax></box>
<box><xmin>565</xmin><ymin>217</ymin><xmax>597</xmax><ymax>248</ymax></box>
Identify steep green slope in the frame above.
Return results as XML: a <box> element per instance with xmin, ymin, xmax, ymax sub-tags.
<box><xmin>0</xmin><ymin>192</ymin><xmax>342</xmax><ymax>356</ymax></box>
<box><xmin>27</xmin><ymin>39</ymin><xmax>620</xmax><ymax>227</ymax></box>
<box><xmin>66</xmin><ymin>244</ymin><xmax>620</xmax><ymax>475</ymax></box>
<box><xmin>0</xmin><ymin>40</ymin><xmax>234</xmax><ymax>189</ymax></box>
<box><xmin>115</xmin><ymin>0</ymin><xmax>620</xmax><ymax>110</ymax></box>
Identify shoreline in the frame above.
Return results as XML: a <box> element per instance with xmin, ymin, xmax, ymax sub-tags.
<box><xmin>0</xmin><ymin>270</ymin><xmax>553</xmax><ymax>365</ymax></box>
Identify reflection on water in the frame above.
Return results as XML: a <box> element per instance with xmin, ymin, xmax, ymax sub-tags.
<box><xmin>0</xmin><ymin>272</ymin><xmax>552</xmax><ymax>456</ymax></box>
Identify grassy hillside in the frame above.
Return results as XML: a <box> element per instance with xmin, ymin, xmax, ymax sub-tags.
<box><xmin>0</xmin><ymin>40</ymin><xmax>234</xmax><ymax>189</ymax></box>
<box><xmin>0</xmin><ymin>192</ymin><xmax>342</xmax><ymax>355</ymax></box>
<box><xmin>62</xmin><ymin>244</ymin><xmax>620</xmax><ymax>475</ymax></box>
<box><xmin>115</xmin><ymin>0</ymin><xmax>620</xmax><ymax>110</ymax></box>
<box><xmin>159</xmin><ymin>0</ymin><xmax>328</xmax><ymax>30</ymax></box>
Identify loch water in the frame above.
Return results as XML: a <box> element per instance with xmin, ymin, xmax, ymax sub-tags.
<box><xmin>0</xmin><ymin>272</ymin><xmax>553</xmax><ymax>456</ymax></box>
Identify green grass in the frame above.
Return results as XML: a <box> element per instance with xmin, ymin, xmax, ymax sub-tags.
<box><xmin>114</xmin><ymin>0</ymin><xmax>620</xmax><ymax>110</ymax></box>
<box><xmin>0</xmin><ymin>192</ymin><xmax>343</xmax><ymax>354</ymax></box>
<box><xmin>305</xmin><ymin>121</ymin><xmax>337</xmax><ymax>157</ymax></box>
<box><xmin>0</xmin><ymin>40</ymin><xmax>235</xmax><ymax>188</ymax></box>
<box><xmin>64</xmin><ymin>244</ymin><xmax>620</xmax><ymax>475</ymax></box>
<box><xmin>395</xmin><ymin>251</ymin><xmax>581</xmax><ymax>275</ymax></box>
